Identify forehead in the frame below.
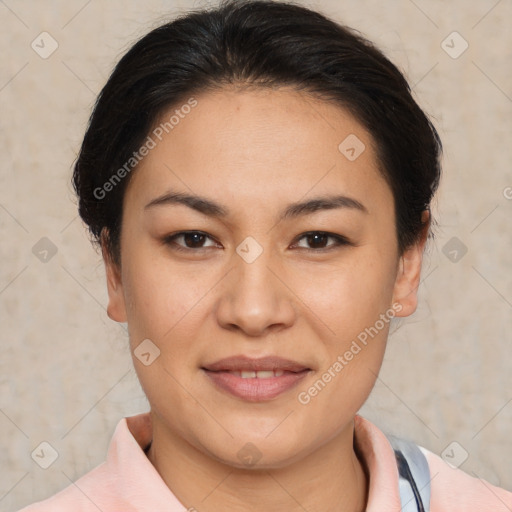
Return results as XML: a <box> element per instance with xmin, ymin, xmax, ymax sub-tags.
<box><xmin>125</xmin><ymin>86</ymin><xmax>392</xmax><ymax>217</ymax></box>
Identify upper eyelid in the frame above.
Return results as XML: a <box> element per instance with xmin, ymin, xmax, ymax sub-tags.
<box><xmin>165</xmin><ymin>231</ymin><xmax>219</xmax><ymax>247</ymax></box>
<box><xmin>293</xmin><ymin>232</ymin><xmax>352</xmax><ymax>248</ymax></box>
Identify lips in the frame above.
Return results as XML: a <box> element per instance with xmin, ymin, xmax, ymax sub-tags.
<box><xmin>201</xmin><ymin>355</ymin><xmax>311</xmax><ymax>401</ymax></box>
<box><xmin>223</xmin><ymin>369</ymin><xmax>286</xmax><ymax>378</ymax></box>
<box><xmin>202</xmin><ymin>355</ymin><xmax>310</xmax><ymax>373</ymax></box>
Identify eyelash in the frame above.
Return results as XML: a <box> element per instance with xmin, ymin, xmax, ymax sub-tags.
<box><xmin>163</xmin><ymin>230</ymin><xmax>352</xmax><ymax>253</ymax></box>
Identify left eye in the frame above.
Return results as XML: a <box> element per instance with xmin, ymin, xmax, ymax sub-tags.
<box><xmin>292</xmin><ymin>231</ymin><xmax>351</xmax><ymax>251</ymax></box>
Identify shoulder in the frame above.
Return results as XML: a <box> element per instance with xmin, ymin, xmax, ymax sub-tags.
<box><xmin>15</xmin><ymin>462</ymin><xmax>114</xmax><ymax>512</ymax></box>
<box><xmin>14</xmin><ymin>413</ymin><xmax>178</xmax><ymax>512</ymax></box>
<box><xmin>420</xmin><ymin>446</ymin><xmax>512</xmax><ymax>512</ymax></box>
<box><xmin>357</xmin><ymin>414</ymin><xmax>512</xmax><ymax>512</ymax></box>
<box><xmin>14</xmin><ymin>415</ymin><xmax>139</xmax><ymax>512</ymax></box>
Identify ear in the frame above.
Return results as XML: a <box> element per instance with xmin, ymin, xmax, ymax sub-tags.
<box><xmin>391</xmin><ymin>210</ymin><xmax>430</xmax><ymax>317</ymax></box>
<box><xmin>101</xmin><ymin>228</ymin><xmax>127</xmax><ymax>323</ymax></box>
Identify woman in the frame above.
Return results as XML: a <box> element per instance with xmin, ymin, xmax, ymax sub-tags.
<box><xmin>19</xmin><ymin>0</ymin><xmax>512</xmax><ymax>510</ymax></box>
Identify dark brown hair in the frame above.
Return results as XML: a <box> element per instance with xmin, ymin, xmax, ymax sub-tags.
<box><xmin>73</xmin><ymin>0</ymin><xmax>442</xmax><ymax>265</ymax></box>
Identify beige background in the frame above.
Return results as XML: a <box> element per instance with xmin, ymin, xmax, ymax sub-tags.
<box><xmin>1</xmin><ymin>0</ymin><xmax>511</xmax><ymax>510</ymax></box>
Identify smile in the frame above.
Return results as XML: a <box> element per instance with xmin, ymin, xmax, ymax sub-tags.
<box><xmin>202</xmin><ymin>367</ymin><xmax>310</xmax><ymax>401</ymax></box>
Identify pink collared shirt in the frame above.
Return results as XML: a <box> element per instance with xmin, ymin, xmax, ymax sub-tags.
<box><xmin>17</xmin><ymin>413</ymin><xmax>512</xmax><ymax>511</ymax></box>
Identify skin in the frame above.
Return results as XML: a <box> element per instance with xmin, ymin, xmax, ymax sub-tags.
<box><xmin>101</xmin><ymin>86</ymin><xmax>428</xmax><ymax>512</ymax></box>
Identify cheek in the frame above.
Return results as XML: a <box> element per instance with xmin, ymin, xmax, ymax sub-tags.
<box><xmin>121</xmin><ymin>250</ymin><xmax>208</xmax><ymax>344</ymax></box>
<box><xmin>292</xmin><ymin>249</ymin><xmax>398</xmax><ymax>338</ymax></box>
<box><xmin>122</xmin><ymin>255</ymin><xmax>208</xmax><ymax>414</ymax></box>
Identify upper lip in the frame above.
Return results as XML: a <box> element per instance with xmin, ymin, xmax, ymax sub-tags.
<box><xmin>202</xmin><ymin>355</ymin><xmax>310</xmax><ymax>372</ymax></box>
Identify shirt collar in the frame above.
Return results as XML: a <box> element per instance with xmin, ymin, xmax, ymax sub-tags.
<box><xmin>106</xmin><ymin>412</ymin><xmax>402</xmax><ymax>511</ymax></box>
<box><xmin>353</xmin><ymin>414</ymin><xmax>403</xmax><ymax>511</ymax></box>
<box><xmin>106</xmin><ymin>412</ymin><xmax>188</xmax><ymax>510</ymax></box>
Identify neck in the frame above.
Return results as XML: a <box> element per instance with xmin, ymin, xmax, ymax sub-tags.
<box><xmin>146</xmin><ymin>412</ymin><xmax>369</xmax><ymax>512</ymax></box>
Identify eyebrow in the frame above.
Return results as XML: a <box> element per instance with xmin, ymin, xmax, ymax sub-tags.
<box><xmin>144</xmin><ymin>190</ymin><xmax>368</xmax><ymax>221</ymax></box>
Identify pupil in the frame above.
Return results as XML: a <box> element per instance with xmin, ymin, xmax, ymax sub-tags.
<box><xmin>186</xmin><ymin>233</ymin><xmax>204</xmax><ymax>247</ymax></box>
<box><xmin>308</xmin><ymin>233</ymin><xmax>327</xmax><ymax>248</ymax></box>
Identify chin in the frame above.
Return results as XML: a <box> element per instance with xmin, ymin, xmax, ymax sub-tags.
<box><xmin>203</xmin><ymin>429</ymin><xmax>310</xmax><ymax>470</ymax></box>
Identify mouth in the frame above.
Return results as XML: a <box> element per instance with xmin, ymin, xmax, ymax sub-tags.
<box><xmin>215</xmin><ymin>369</ymin><xmax>290</xmax><ymax>378</ymax></box>
<box><xmin>201</xmin><ymin>355</ymin><xmax>312</xmax><ymax>402</ymax></box>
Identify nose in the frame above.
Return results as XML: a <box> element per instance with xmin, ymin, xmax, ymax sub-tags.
<box><xmin>215</xmin><ymin>246</ymin><xmax>297</xmax><ymax>337</ymax></box>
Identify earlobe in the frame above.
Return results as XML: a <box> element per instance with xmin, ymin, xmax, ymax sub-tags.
<box><xmin>392</xmin><ymin>210</ymin><xmax>430</xmax><ymax>317</ymax></box>
<box><xmin>101</xmin><ymin>228</ymin><xmax>128</xmax><ymax>323</ymax></box>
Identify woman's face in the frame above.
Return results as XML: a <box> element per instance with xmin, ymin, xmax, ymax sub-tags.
<box><xmin>104</xmin><ymin>86</ymin><xmax>425</xmax><ymax>468</ymax></box>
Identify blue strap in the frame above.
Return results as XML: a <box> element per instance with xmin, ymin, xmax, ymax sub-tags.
<box><xmin>386</xmin><ymin>434</ymin><xmax>431</xmax><ymax>512</ymax></box>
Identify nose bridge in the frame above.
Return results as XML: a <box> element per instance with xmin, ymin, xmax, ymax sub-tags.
<box><xmin>215</xmin><ymin>235</ymin><xmax>296</xmax><ymax>335</ymax></box>
<box><xmin>233</xmin><ymin>235</ymin><xmax>278</xmax><ymax>304</ymax></box>
<box><xmin>236</xmin><ymin>237</ymin><xmax>275</xmax><ymax>290</ymax></box>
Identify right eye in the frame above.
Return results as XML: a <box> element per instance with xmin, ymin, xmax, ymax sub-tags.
<box><xmin>163</xmin><ymin>231</ymin><xmax>221</xmax><ymax>251</ymax></box>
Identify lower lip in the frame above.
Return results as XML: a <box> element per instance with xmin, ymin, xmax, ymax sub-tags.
<box><xmin>203</xmin><ymin>369</ymin><xmax>310</xmax><ymax>401</ymax></box>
